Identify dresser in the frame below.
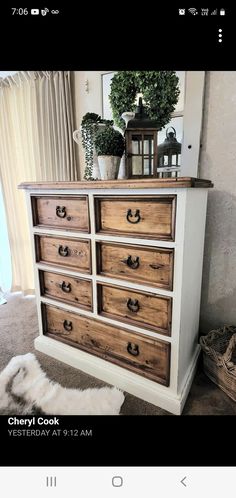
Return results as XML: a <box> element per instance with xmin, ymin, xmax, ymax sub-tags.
<box><xmin>19</xmin><ymin>177</ymin><xmax>213</xmax><ymax>414</ymax></box>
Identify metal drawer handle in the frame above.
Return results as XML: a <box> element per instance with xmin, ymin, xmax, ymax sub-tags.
<box><xmin>58</xmin><ymin>245</ymin><xmax>69</xmax><ymax>257</ymax></box>
<box><xmin>127</xmin><ymin>298</ymin><xmax>140</xmax><ymax>313</ymax></box>
<box><xmin>56</xmin><ymin>205</ymin><xmax>66</xmax><ymax>218</ymax></box>
<box><xmin>126</xmin><ymin>255</ymin><xmax>140</xmax><ymax>269</ymax></box>
<box><xmin>127</xmin><ymin>342</ymin><xmax>139</xmax><ymax>356</ymax></box>
<box><xmin>126</xmin><ymin>209</ymin><xmax>141</xmax><ymax>224</ymax></box>
<box><xmin>63</xmin><ymin>320</ymin><xmax>73</xmax><ymax>332</ymax></box>
<box><xmin>60</xmin><ymin>281</ymin><xmax>71</xmax><ymax>293</ymax></box>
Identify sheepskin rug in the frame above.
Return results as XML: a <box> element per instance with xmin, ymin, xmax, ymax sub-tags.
<box><xmin>0</xmin><ymin>353</ymin><xmax>125</xmax><ymax>415</ymax></box>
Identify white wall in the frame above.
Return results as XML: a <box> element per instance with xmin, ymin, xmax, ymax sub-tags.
<box><xmin>199</xmin><ymin>71</ymin><xmax>236</xmax><ymax>332</ymax></box>
<box><xmin>73</xmin><ymin>71</ymin><xmax>108</xmax><ymax>177</ymax></box>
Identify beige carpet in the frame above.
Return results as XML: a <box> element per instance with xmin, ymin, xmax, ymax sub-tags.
<box><xmin>1</xmin><ymin>292</ymin><xmax>236</xmax><ymax>415</ymax></box>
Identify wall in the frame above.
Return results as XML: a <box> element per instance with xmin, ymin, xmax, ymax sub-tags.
<box><xmin>72</xmin><ymin>71</ymin><xmax>109</xmax><ymax>177</ymax></box>
<box><xmin>199</xmin><ymin>71</ymin><xmax>236</xmax><ymax>332</ymax></box>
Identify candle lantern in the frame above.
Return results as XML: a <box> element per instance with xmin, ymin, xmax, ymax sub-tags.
<box><xmin>157</xmin><ymin>126</ymin><xmax>181</xmax><ymax>178</ymax></box>
<box><xmin>125</xmin><ymin>97</ymin><xmax>159</xmax><ymax>178</ymax></box>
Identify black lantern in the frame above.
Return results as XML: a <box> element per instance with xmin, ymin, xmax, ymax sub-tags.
<box><xmin>125</xmin><ymin>97</ymin><xmax>159</xmax><ymax>178</ymax></box>
<box><xmin>157</xmin><ymin>127</ymin><xmax>181</xmax><ymax>178</ymax></box>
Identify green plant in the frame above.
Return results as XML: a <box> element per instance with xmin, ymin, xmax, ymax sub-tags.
<box><xmin>81</xmin><ymin>112</ymin><xmax>113</xmax><ymax>180</ymax></box>
<box><xmin>109</xmin><ymin>71</ymin><xmax>180</xmax><ymax>131</ymax></box>
<box><xmin>94</xmin><ymin>126</ymin><xmax>125</xmax><ymax>157</ymax></box>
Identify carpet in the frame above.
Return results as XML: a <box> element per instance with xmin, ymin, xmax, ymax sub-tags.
<box><xmin>1</xmin><ymin>293</ymin><xmax>236</xmax><ymax>415</ymax></box>
<box><xmin>0</xmin><ymin>352</ymin><xmax>125</xmax><ymax>415</ymax></box>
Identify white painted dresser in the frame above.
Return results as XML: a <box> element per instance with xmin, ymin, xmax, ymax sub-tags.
<box><xmin>19</xmin><ymin>177</ymin><xmax>213</xmax><ymax>414</ymax></box>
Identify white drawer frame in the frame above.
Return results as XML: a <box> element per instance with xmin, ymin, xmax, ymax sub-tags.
<box><xmin>25</xmin><ymin>187</ymin><xmax>208</xmax><ymax>415</ymax></box>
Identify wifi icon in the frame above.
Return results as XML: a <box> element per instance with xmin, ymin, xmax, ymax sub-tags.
<box><xmin>188</xmin><ymin>7</ymin><xmax>198</xmax><ymax>15</ymax></box>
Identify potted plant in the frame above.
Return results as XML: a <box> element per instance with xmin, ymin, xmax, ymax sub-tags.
<box><xmin>94</xmin><ymin>126</ymin><xmax>125</xmax><ymax>180</ymax></box>
<box><xmin>80</xmin><ymin>113</ymin><xmax>113</xmax><ymax>180</ymax></box>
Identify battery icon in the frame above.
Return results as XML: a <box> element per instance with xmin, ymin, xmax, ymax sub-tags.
<box><xmin>220</xmin><ymin>8</ymin><xmax>225</xmax><ymax>15</ymax></box>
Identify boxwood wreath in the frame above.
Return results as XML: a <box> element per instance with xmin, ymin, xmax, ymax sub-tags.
<box><xmin>109</xmin><ymin>71</ymin><xmax>180</xmax><ymax>131</ymax></box>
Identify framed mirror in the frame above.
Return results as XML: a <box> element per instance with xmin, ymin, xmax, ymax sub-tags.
<box><xmin>101</xmin><ymin>71</ymin><xmax>205</xmax><ymax>178</ymax></box>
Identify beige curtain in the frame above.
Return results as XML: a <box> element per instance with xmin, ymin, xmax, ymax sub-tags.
<box><xmin>0</xmin><ymin>71</ymin><xmax>78</xmax><ymax>294</ymax></box>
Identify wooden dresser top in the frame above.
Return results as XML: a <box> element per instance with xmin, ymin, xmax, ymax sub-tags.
<box><xmin>19</xmin><ymin>177</ymin><xmax>213</xmax><ymax>190</ymax></box>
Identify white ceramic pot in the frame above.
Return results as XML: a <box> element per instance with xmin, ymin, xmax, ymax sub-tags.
<box><xmin>97</xmin><ymin>156</ymin><xmax>121</xmax><ymax>180</ymax></box>
<box><xmin>91</xmin><ymin>147</ymin><xmax>101</xmax><ymax>180</ymax></box>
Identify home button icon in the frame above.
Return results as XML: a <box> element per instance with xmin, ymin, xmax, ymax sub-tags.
<box><xmin>112</xmin><ymin>476</ymin><xmax>123</xmax><ymax>487</ymax></box>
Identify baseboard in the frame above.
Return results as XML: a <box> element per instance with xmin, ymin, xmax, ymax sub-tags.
<box><xmin>178</xmin><ymin>344</ymin><xmax>201</xmax><ymax>413</ymax></box>
<box><xmin>35</xmin><ymin>336</ymin><xmax>199</xmax><ymax>415</ymax></box>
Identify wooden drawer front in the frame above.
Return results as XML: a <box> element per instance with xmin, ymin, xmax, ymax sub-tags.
<box><xmin>32</xmin><ymin>196</ymin><xmax>89</xmax><ymax>231</ymax></box>
<box><xmin>97</xmin><ymin>242</ymin><xmax>174</xmax><ymax>290</ymax></box>
<box><xmin>39</xmin><ymin>270</ymin><xmax>92</xmax><ymax>311</ymax></box>
<box><xmin>97</xmin><ymin>283</ymin><xmax>172</xmax><ymax>336</ymax></box>
<box><xmin>43</xmin><ymin>304</ymin><xmax>170</xmax><ymax>385</ymax></box>
<box><xmin>35</xmin><ymin>235</ymin><xmax>91</xmax><ymax>273</ymax></box>
<box><xmin>95</xmin><ymin>196</ymin><xmax>176</xmax><ymax>240</ymax></box>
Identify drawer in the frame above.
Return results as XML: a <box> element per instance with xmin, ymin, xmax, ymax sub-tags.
<box><xmin>39</xmin><ymin>270</ymin><xmax>92</xmax><ymax>311</ymax></box>
<box><xmin>96</xmin><ymin>241</ymin><xmax>174</xmax><ymax>290</ymax></box>
<box><xmin>97</xmin><ymin>283</ymin><xmax>172</xmax><ymax>336</ymax></box>
<box><xmin>95</xmin><ymin>195</ymin><xmax>176</xmax><ymax>240</ymax></box>
<box><xmin>32</xmin><ymin>195</ymin><xmax>89</xmax><ymax>232</ymax></box>
<box><xmin>43</xmin><ymin>303</ymin><xmax>170</xmax><ymax>385</ymax></box>
<box><xmin>35</xmin><ymin>235</ymin><xmax>91</xmax><ymax>273</ymax></box>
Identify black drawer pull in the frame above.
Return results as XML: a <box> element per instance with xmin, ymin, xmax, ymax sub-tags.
<box><xmin>56</xmin><ymin>205</ymin><xmax>66</xmax><ymax>218</ymax></box>
<box><xmin>127</xmin><ymin>342</ymin><xmax>139</xmax><ymax>356</ymax></box>
<box><xmin>126</xmin><ymin>209</ymin><xmax>141</xmax><ymax>224</ymax></box>
<box><xmin>63</xmin><ymin>320</ymin><xmax>73</xmax><ymax>332</ymax></box>
<box><xmin>127</xmin><ymin>298</ymin><xmax>140</xmax><ymax>313</ymax></box>
<box><xmin>126</xmin><ymin>255</ymin><xmax>140</xmax><ymax>269</ymax></box>
<box><xmin>60</xmin><ymin>281</ymin><xmax>71</xmax><ymax>293</ymax></box>
<box><xmin>58</xmin><ymin>245</ymin><xmax>69</xmax><ymax>257</ymax></box>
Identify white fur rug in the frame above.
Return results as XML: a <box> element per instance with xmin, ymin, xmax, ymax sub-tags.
<box><xmin>0</xmin><ymin>353</ymin><xmax>125</xmax><ymax>415</ymax></box>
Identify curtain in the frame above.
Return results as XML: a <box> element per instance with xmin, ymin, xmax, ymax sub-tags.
<box><xmin>0</xmin><ymin>71</ymin><xmax>78</xmax><ymax>294</ymax></box>
<box><xmin>0</xmin><ymin>182</ymin><xmax>12</xmax><ymax>304</ymax></box>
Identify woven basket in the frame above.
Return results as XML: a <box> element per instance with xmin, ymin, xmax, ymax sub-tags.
<box><xmin>200</xmin><ymin>325</ymin><xmax>236</xmax><ymax>401</ymax></box>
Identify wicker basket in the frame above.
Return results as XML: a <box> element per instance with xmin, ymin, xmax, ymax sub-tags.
<box><xmin>200</xmin><ymin>325</ymin><xmax>236</xmax><ymax>401</ymax></box>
